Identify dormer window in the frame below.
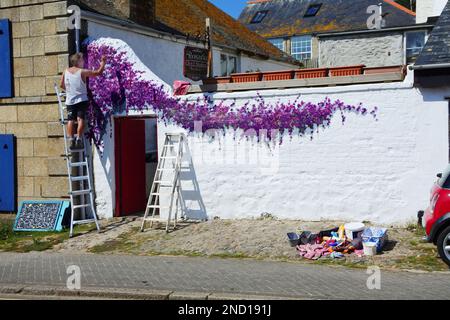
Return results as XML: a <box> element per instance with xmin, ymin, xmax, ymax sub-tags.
<box><xmin>304</xmin><ymin>4</ymin><xmax>322</xmax><ymax>17</ymax></box>
<box><xmin>251</xmin><ymin>10</ymin><xmax>268</xmax><ymax>24</ymax></box>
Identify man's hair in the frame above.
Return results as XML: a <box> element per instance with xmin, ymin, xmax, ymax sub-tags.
<box><xmin>69</xmin><ymin>53</ymin><xmax>84</xmax><ymax>67</ymax></box>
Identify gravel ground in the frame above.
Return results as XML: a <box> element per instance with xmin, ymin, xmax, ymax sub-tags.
<box><xmin>51</xmin><ymin>217</ymin><xmax>450</xmax><ymax>272</ymax></box>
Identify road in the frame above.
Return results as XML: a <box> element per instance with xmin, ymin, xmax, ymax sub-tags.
<box><xmin>0</xmin><ymin>252</ymin><xmax>449</xmax><ymax>300</ymax></box>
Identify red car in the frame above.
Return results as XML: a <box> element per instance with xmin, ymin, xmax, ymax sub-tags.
<box><xmin>419</xmin><ymin>166</ymin><xmax>450</xmax><ymax>267</ymax></box>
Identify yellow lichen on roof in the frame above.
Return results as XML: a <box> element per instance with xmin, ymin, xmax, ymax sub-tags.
<box><xmin>155</xmin><ymin>0</ymin><xmax>295</xmax><ymax>62</ymax></box>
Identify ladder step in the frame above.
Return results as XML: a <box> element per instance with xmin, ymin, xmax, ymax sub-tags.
<box><xmin>70</xmin><ymin>189</ymin><xmax>91</xmax><ymax>196</ymax></box>
<box><xmin>70</xmin><ymin>176</ymin><xmax>89</xmax><ymax>182</ymax></box>
<box><xmin>72</xmin><ymin>219</ymin><xmax>96</xmax><ymax>226</ymax></box>
<box><xmin>72</xmin><ymin>204</ymin><xmax>90</xmax><ymax>210</ymax></box>
<box><xmin>70</xmin><ymin>162</ymin><xmax>88</xmax><ymax>167</ymax></box>
<box><xmin>161</xmin><ymin>157</ymin><xmax>177</xmax><ymax>160</ymax></box>
<box><xmin>154</xmin><ymin>181</ymin><xmax>174</xmax><ymax>187</ymax></box>
<box><xmin>143</xmin><ymin>217</ymin><xmax>166</xmax><ymax>222</ymax></box>
<box><xmin>147</xmin><ymin>205</ymin><xmax>170</xmax><ymax>210</ymax></box>
<box><xmin>157</xmin><ymin>168</ymin><xmax>176</xmax><ymax>172</ymax></box>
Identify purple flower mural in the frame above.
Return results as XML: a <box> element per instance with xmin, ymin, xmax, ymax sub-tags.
<box><xmin>84</xmin><ymin>40</ymin><xmax>378</xmax><ymax>151</ymax></box>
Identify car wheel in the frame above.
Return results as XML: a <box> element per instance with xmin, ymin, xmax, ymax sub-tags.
<box><xmin>437</xmin><ymin>225</ymin><xmax>450</xmax><ymax>267</ymax></box>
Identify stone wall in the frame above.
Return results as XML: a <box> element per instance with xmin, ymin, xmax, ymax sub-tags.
<box><xmin>0</xmin><ymin>0</ymin><xmax>70</xmax><ymax>208</ymax></box>
<box><xmin>319</xmin><ymin>32</ymin><xmax>405</xmax><ymax>68</ymax></box>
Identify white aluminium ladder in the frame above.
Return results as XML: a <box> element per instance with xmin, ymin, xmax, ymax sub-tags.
<box><xmin>54</xmin><ymin>84</ymin><xmax>101</xmax><ymax>238</ymax></box>
<box><xmin>141</xmin><ymin>133</ymin><xmax>187</xmax><ymax>233</ymax></box>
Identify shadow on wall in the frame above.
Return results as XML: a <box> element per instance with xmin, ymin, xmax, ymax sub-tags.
<box><xmin>179</xmin><ymin>141</ymin><xmax>208</xmax><ymax>221</ymax></box>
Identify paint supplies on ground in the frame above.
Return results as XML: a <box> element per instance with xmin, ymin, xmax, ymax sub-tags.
<box><xmin>361</xmin><ymin>227</ymin><xmax>388</xmax><ymax>253</ymax></box>
<box><xmin>287</xmin><ymin>231</ymin><xmax>319</xmax><ymax>247</ymax></box>
<box><xmin>363</xmin><ymin>241</ymin><xmax>377</xmax><ymax>256</ymax></box>
<box><xmin>292</xmin><ymin>222</ymin><xmax>392</xmax><ymax>260</ymax></box>
<box><xmin>287</xmin><ymin>233</ymin><xmax>300</xmax><ymax>247</ymax></box>
<box><xmin>344</xmin><ymin>222</ymin><xmax>365</xmax><ymax>240</ymax></box>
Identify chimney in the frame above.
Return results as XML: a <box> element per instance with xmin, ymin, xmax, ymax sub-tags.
<box><xmin>129</xmin><ymin>0</ymin><xmax>156</xmax><ymax>27</ymax></box>
<box><xmin>113</xmin><ymin>0</ymin><xmax>155</xmax><ymax>27</ymax></box>
<box><xmin>416</xmin><ymin>0</ymin><xmax>447</xmax><ymax>23</ymax></box>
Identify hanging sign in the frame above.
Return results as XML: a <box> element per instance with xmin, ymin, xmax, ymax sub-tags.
<box><xmin>183</xmin><ymin>46</ymin><xmax>208</xmax><ymax>81</ymax></box>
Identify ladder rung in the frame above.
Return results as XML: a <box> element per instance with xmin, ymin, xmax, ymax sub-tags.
<box><xmin>70</xmin><ymin>189</ymin><xmax>91</xmax><ymax>196</ymax></box>
<box><xmin>73</xmin><ymin>219</ymin><xmax>96</xmax><ymax>226</ymax></box>
<box><xmin>71</xmin><ymin>176</ymin><xmax>89</xmax><ymax>182</ymax></box>
<box><xmin>157</xmin><ymin>168</ymin><xmax>175</xmax><ymax>172</ymax></box>
<box><xmin>143</xmin><ymin>217</ymin><xmax>166</xmax><ymax>222</ymax></box>
<box><xmin>164</xmin><ymin>145</ymin><xmax>177</xmax><ymax>148</ymax></box>
<box><xmin>147</xmin><ymin>205</ymin><xmax>170</xmax><ymax>210</ymax></box>
<box><xmin>70</xmin><ymin>162</ymin><xmax>88</xmax><ymax>167</ymax></box>
<box><xmin>161</xmin><ymin>157</ymin><xmax>177</xmax><ymax>160</ymax></box>
<box><xmin>73</xmin><ymin>204</ymin><xmax>90</xmax><ymax>210</ymax></box>
<box><xmin>154</xmin><ymin>181</ymin><xmax>174</xmax><ymax>187</ymax></box>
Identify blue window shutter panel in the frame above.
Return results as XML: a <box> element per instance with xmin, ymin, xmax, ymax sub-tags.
<box><xmin>0</xmin><ymin>135</ymin><xmax>16</xmax><ymax>212</ymax></box>
<box><xmin>0</xmin><ymin>19</ymin><xmax>13</xmax><ymax>98</ymax></box>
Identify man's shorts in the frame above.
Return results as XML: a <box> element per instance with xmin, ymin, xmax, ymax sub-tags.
<box><xmin>67</xmin><ymin>101</ymin><xmax>89</xmax><ymax>121</ymax></box>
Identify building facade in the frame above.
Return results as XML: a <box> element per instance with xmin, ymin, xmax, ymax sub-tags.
<box><xmin>239</xmin><ymin>0</ymin><xmax>435</xmax><ymax>67</ymax></box>
<box><xmin>0</xmin><ymin>0</ymin><xmax>297</xmax><ymax>214</ymax></box>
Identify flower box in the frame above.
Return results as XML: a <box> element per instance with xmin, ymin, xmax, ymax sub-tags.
<box><xmin>262</xmin><ymin>70</ymin><xmax>294</xmax><ymax>81</ymax></box>
<box><xmin>295</xmin><ymin>68</ymin><xmax>328</xmax><ymax>79</ymax></box>
<box><xmin>230</xmin><ymin>72</ymin><xmax>262</xmax><ymax>83</ymax></box>
<box><xmin>202</xmin><ymin>76</ymin><xmax>231</xmax><ymax>85</ymax></box>
<box><xmin>329</xmin><ymin>65</ymin><xmax>365</xmax><ymax>77</ymax></box>
<box><xmin>364</xmin><ymin>65</ymin><xmax>406</xmax><ymax>75</ymax></box>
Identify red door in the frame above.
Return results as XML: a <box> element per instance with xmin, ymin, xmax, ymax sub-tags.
<box><xmin>114</xmin><ymin>118</ymin><xmax>147</xmax><ymax>216</ymax></box>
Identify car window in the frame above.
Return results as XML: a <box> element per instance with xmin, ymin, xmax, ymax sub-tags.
<box><xmin>438</xmin><ymin>164</ymin><xmax>450</xmax><ymax>188</ymax></box>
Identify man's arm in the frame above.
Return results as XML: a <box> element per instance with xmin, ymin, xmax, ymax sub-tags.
<box><xmin>82</xmin><ymin>56</ymin><xmax>106</xmax><ymax>79</ymax></box>
<box><xmin>59</xmin><ymin>72</ymin><xmax>66</xmax><ymax>90</ymax></box>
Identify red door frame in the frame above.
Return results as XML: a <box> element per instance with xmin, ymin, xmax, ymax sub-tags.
<box><xmin>114</xmin><ymin>115</ymin><xmax>158</xmax><ymax>217</ymax></box>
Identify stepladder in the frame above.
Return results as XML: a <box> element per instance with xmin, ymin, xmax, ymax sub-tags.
<box><xmin>54</xmin><ymin>84</ymin><xmax>101</xmax><ymax>238</ymax></box>
<box><xmin>141</xmin><ymin>133</ymin><xmax>188</xmax><ymax>233</ymax></box>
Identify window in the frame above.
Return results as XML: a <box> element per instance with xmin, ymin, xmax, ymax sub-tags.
<box><xmin>269</xmin><ymin>38</ymin><xmax>285</xmax><ymax>52</ymax></box>
<box><xmin>220</xmin><ymin>54</ymin><xmax>238</xmax><ymax>76</ymax></box>
<box><xmin>304</xmin><ymin>4</ymin><xmax>322</xmax><ymax>17</ymax></box>
<box><xmin>251</xmin><ymin>10</ymin><xmax>268</xmax><ymax>24</ymax></box>
<box><xmin>405</xmin><ymin>31</ymin><xmax>427</xmax><ymax>63</ymax></box>
<box><xmin>291</xmin><ymin>35</ymin><xmax>312</xmax><ymax>61</ymax></box>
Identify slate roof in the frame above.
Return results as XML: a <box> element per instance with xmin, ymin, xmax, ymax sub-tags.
<box><xmin>238</xmin><ymin>0</ymin><xmax>417</xmax><ymax>38</ymax></box>
<box><xmin>75</xmin><ymin>0</ymin><xmax>297</xmax><ymax>65</ymax></box>
<box><xmin>415</xmin><ymin>1</ymin><xmax>450</xmax><ymax>66</ymax></box>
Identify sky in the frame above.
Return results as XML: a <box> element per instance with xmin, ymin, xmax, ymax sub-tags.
<box><xmin>208</xmin><ymin>0</ymin><xmax>248</xmax><ymax>19</ymax></box>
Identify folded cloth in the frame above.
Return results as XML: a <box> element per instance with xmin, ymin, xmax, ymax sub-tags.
<box><xmin>296</xmin><ymin>244</ymin><xmax>330</xmax><ymax>260</ymax></box>
<box><xmin>173</xmin><ymin>80</ymin><xmax>191</xmax><ymax>96</ymax></box>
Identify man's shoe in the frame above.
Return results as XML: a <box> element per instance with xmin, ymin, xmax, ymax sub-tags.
<box><xmin>75</xmin><ymin>138</ymin><xmax>84</xmax><ymax>150</ymax></box>
<box><xmin>69</xmin><ymin>138</ymin><xmax>77</xmax><ymax>150</ymax></box>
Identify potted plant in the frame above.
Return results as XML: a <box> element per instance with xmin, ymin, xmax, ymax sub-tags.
<box><xmin>363</xmin><ymin>65</ymin><xmax>406</xmax><ymax>75</ymax></box>
<box><xmin>295</xmin><ymin>67</ymin><xmax>328</xmax><ymax>79</ymax></box>
<box><xmin>230</xmin><ymin>72</ymin><xmax>262</xmax><ymax>83</ymax></box>
<box><xmin>329</xmin><ymin>65</ymin><xmax>365</xmax><ymax>77</ymax></box>
<box><xmin>262</xmin><ymin>70</ymin><xmax>294</xmax><ymax>81</ymax></box>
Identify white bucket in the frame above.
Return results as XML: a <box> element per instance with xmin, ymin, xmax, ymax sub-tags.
<box><xmin>344</xmin><ymin>222</ymin><xmax>365</xmax><ymax>240</ymax></box>
<box><xmin>363</xmin><ymin>242</ymin><xmax>377</xmax><ymax>256</ymax></box>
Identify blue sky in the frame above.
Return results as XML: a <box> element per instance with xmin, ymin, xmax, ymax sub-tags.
<box><xmin>208</xmin><ymin>0</ymin><xmax>247</xmax><ymax>19</ymax></box>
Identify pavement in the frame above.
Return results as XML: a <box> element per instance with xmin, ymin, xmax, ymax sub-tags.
<box><xmin>0</xmin><ymin>252</ymin><xmax>449</xmax><ymax>300</ymax></box>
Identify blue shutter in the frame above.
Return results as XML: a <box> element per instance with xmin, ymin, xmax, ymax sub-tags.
<box><xmin>0</xmin><ymin>19</ymin><xmax>13</xmax><ymax>98</ymax></box>
<box><xmin>0</xmin><ymin>135</ymin><xmax>16</xmax><ymax>212</ymax></box>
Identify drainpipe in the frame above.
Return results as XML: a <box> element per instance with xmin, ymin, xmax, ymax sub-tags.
<box><xmin>67</xmin><ymin>5</ymin><xmax>81</xmax><ymax>53</ymax></box>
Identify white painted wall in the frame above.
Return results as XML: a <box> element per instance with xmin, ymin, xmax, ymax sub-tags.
<box><xmin>94</xmin><ymin>70</ymin><xmax>449</xmax><ymax>225</ymax></box>
<box><xmin>319</xmin><ymin>33</ymin><xmax>405</xmax><ymax>67</ymax></box>
<box><xmin>178</xmin><ymin>71</ymin><xmax>449</xmax><ymax>225</ymax></box>
<box><xmin>416</xmin><ymin>0</ymin><xmax>448</xmax><ymax>23</ymax></box>
<box><xmin>87</xmin><ymin>36</ymin><xmax>449</xmax><ymax>226</ymax></box>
